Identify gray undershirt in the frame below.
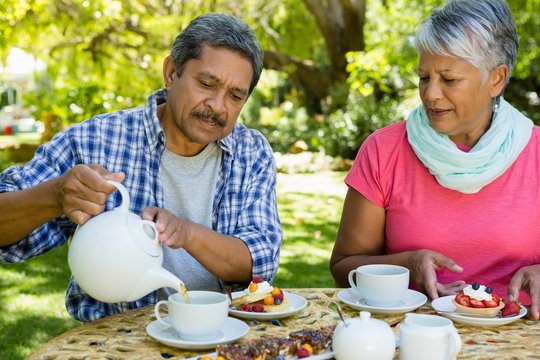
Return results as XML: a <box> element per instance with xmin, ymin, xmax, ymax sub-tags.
<box><xmin>159</xmin><ymin>143</ymin><xmax>223</xmax><ymax>298</ymax></box>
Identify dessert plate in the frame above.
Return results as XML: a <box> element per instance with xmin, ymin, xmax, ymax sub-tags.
<box><xmin>146</xmin><ymin>316</ymin><xmax>248</xmax><ymax>350</ymax></box>
<box><xmin>338</xmin><ymin>288</ymin><xmax>427</xmax><ymax>314</ymax></box>
<box><xmin>228</xmin><ymin>291</ymin><xmax>308</xmax><ymax>320</ymax></box>
<box><xmin>186</xmin><ymin>349</ymin><xmax>334</xmax><ymax>360</ymax></box>
<box><xmin>431</xmin><ymin>295</ymin><xmax>527</xmax><ymax>327</ymax></box>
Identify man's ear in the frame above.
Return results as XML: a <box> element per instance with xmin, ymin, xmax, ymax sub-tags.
<box><xmin>163</xmin><ymin>55</ymin><xmax>176</xmax><ymax>90</ymax></box>
<box><xmin>489</xmin><ymin>64</ymin><xmax>509</xmax><ymax>98</ymax></box>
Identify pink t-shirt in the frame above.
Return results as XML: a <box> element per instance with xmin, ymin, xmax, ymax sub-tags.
<box><xmin>345</xmin><ymin>121</ymin><xmax>540</xmax><ymax>304</ymax></box>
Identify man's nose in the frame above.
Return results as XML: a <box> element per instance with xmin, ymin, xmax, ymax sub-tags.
<box><xmin>205</xmin><ymin>92</ymin><xmax>227</xmax><ymax>116</ymax></box>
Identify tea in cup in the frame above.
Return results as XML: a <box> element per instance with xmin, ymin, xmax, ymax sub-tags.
<box><xmin>154</xmin><ymin>290</ymin><xmax>229</xmax><ymax>341</ymax></box>
<box><xmin>399</xmin><ymin>313</ymin><xmax>461</xmax><ymax>360</ymax></box>
<box><xmin>348</xmin><ymin>264</ymin><xmax>409</xmax><ymax>307</ymax></box>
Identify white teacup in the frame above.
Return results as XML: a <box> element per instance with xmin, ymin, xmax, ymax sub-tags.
<box><xmin>399</xmin><ymin>313</ymin><xmax>461</xmax><ymax>360</ymax></box>
<box><xmin>348</xmin><ymin>264</ymin><xmax>409</xmax><ymax>307</ymax></box>
<box><xmin>154</xmin><ymin>290</ymin><xmax>229</xmax><ymax>341</ymax></box>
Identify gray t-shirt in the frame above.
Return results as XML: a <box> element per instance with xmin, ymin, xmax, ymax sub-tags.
<box><xmin>159</xmin><ymin>143</ymin><xmax>223</xmax><ymax>297</ymax></box>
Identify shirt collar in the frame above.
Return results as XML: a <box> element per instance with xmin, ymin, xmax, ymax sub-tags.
<box><xmin>143</xmin><ymin>88</ymin><xmax>167</xmax><ymax>153</ymax></box>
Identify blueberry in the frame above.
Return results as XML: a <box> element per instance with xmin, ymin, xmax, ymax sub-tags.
<box><xmin>276</xmin><ymin>356</ymin><xmax>286</xmax><ymax>360</ymax></box>
<box><xmin>472</xmin><ymin>282</ymin><xmax>480</xmax><ymax>290</ymax></box>
<box><xmin>485</xmin><ymin>287</ymin><xmax>493</xmax><ymax>294</ymax></box>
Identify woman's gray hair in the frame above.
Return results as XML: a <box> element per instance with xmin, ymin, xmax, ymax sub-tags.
<box><xmin>171</xmin><ymin>13</ymin><xmax>264</xmax><ymax>95</ymax></box>
<box><xmin>415</xmin><ymin>0</ymin><xmax>518</xmax><ymax>85</ymax></box>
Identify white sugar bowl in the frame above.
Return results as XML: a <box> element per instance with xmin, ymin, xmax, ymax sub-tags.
<box><xmin>332</xmin><ymin>311</ymin><xmax>396</xmax><ymax>360</ymax></box>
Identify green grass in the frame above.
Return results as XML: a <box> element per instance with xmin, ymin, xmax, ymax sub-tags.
<box><xmin>0</xmin><ymin>171</ymin><xmax>347</xmax><ymax>359</ymax></box>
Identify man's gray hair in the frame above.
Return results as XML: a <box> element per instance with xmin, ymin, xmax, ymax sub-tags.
<box><xmin>171</xmin><ymin>13</ymin><xmax>264</xmax><ymax>95</ymax></box>
<box><xmin>415</xmin><ymin>0</ymin><xmax>518</xmax><ymax>85</ymax></box>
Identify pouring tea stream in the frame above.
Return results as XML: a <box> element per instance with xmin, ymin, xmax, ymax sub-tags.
<box><xmin>68</xmin><ymin>181</ymin><xmax>187</xmax><ymax>303</ymax></box>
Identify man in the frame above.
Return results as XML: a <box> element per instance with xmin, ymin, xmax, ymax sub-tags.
<box><xmin>0</xmin><ymin>14</ymin><xmax>283</xmax><ymax>322</ymax></box>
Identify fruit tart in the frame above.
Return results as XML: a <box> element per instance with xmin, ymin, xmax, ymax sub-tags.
<box><xmin>453</xmin><ymin>282</ymin><xmax>504</xmax><ymax>317</ymax></box>
<box><xmin>232</xmin><ymin>276</ymin><xmax>291</xmax><ymax>313</ymax></box>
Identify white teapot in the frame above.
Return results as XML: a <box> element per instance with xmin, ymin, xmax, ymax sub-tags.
<box><xmin>67</xmin><ymin>181</ymin><xmax>185</xmax><ymax>303</ymax></box>
<box><xmin>332</xmin><ymin>311</ymin><xmax>396</xmax><ymax>360</ymax></box>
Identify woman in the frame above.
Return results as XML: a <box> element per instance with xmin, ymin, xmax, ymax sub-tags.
<box><xmin>330</xmin><ymin>0</ymin><xmax>540</xmax><ymax>320</ymax></box>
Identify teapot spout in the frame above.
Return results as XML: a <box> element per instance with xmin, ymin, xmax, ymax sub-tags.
<box><xmin>126</xmin><ymin>266</ymin><xmax>185</xmax><ymax>301</ymax></box>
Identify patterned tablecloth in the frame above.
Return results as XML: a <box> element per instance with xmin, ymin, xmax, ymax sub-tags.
<box><xmin>28</xmin><ymin>288</ymin><xmax>540</xmax><ymax>359</ymax></box>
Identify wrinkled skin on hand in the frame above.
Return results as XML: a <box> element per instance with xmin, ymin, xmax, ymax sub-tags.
<box><xmin>142</xmin><ymin>206</ymin><xmax>193</xmax><ymax>248</ymax></box>
<box><xmin>508</xmin><ymin>264</ymin><xmax>540</xmax><ymax>320</ymax></box>
<box><xmin>58</xmin><ymin>164</ymin><xmax>125</xmax><ymax>225</ymax></box>
<box><xmin>407</xmin><ymin>249</ymin><xmax>465</xmax><ymax>300</ymax></box>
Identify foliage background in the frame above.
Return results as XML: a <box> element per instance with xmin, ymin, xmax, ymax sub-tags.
<box><xmin>1</xmin><ymin>0</ymin><xmax>539</xmax><ymax>160</ymax></box>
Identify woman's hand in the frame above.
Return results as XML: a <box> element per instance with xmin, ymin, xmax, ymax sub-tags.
<box><xmin>141</xmin><ymin>206</ymin><xmax>193</xmax><ymax>249</ymax></box>
<box><xmin>407</xmin><ymin>249</ymin><xmax>464</xmax><ymax>300</ymax></box>
<box><xmin>507</xmin><ymin>264</ymin><xmax>540</xmax><ymax>320</ymax></box>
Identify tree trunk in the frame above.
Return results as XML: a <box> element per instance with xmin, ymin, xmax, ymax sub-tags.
<box><xmin>262</xmin><ymin>0</ymin><xmax>367</xmax><ymax>113</ymax></box>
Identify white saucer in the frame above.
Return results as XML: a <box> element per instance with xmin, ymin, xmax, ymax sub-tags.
<box><xmin>228</xmin><ymin>291</ymin><xmax>308</xmax><ymax>320</ymax></box>
<box><xmin>431</xmin><ymin>295</ymin><xmax>528</xmax><ymax>327</ymax></box>
<box><xmin>338</xmin><ymin>288</ymin><xmax>427</xmax><ymax>314</ymax></box>
<box><xmin>146</xmin><ymin>316</ymin><xmax>249</xmax><ymax>350</ymax></box>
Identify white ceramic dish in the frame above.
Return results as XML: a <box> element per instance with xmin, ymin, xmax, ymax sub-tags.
<box><xmin>186</xmin><ymin>349</ymin><xmax>334</xmax><ymax>360</ymax></box>
<box><xmin>431</xmin><ymin>295</ymin><xmax>527</xmax><ymax>327</ymax></box>
<box><xmin>338</xmin><ymin>288</ymin><xmax>427</xmax><ymax>314</ymax></box>
<box><xmin>146</xmin><ymin>316</ymin><xmax>248</xmax><ymax>350</ymax></box>
<box><xmin>228</xmin><ymin>291</ymin><xmax>308</xmax><ymax>320</ymax></box>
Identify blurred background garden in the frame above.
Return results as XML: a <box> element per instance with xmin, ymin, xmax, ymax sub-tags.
<box><xmin>0</xmin><ymin>0</ymin><xmax>539</xmax><ymax>359</ymax></box>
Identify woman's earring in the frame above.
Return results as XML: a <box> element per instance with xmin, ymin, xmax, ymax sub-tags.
<box><xmin>493</xmin><ymin>98</ymin><xmax>499</xmax><ymax>114</ymax></box>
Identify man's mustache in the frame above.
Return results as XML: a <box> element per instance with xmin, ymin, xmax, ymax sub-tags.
<box><xmin>191</xmin><ymin>110</ymin><xmax>226</xmax><ymax>128</ymax></box>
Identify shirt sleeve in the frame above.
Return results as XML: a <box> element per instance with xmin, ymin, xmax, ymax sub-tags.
<box><xmin>344</xmin><ymin>133</ymin><xmax>386</xmax><ymax>207</ymax></box>
<box><xmin>0</xmin><ymin>132</ymin><xmax>77</xmax><ymax>262</ymax></box>
<box><xmin>220</xmin><ymin>130</ymin><xmax>283</xmax><ymax>284</ymax></box>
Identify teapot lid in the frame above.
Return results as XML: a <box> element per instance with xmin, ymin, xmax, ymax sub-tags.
<box><xmin>346</xmin><ymin>311</ymin><xmax>392</xmax><ymax>332</ymax></box>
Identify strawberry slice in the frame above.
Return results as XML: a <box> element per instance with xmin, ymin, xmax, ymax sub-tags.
<box><xmin>455</xmin><ymin>293</ymin><xmax>470</xmax><ymax>307</ymax></box>
<box><xmin>469</xmin><ymin>299</ymin><xmax>485</xmax><ymax>308</ymax></box>
<box><xmin>501</xmin><ymin>300</ymin><xmax>520</xmax><ymax>317</ymax></box>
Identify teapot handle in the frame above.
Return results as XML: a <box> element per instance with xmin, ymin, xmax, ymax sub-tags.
<box><xmin>107</xmin><ymin>180</ymin><xmax>130</xmax><ymax>212</ymax></box>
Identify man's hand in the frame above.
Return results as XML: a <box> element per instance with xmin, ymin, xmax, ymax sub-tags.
<box><xmin>407</xmin><ymin>249</ymin><xmax>464</xmax><ymax>300</ymax></box>
<box><xmin>142</xmin><ymin>207</ymin><xmax>193</xmax><ymax>248</ymax></box>
<box><xmin>507</xmin><ymin>264</ymin><xmax>540</xmax><ymax>320</ymax></box>
<box><xmin>57</xmin><ymin>164</ymin><xmax>125</xmax><ymax>224</ymax></box>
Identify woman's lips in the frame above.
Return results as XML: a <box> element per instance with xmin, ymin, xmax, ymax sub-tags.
<box><xmin>429</xmin><ymin>108</ymin><xmax>451</xmax><ymax>117</ymax></box>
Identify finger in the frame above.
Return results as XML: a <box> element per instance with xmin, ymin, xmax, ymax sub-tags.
<box><xmin>507</xmin><ymin>271</ymin><xmax>524</xmax><ymax>302</ymax></box>
<box><xmin>86</xmin><ymin>164</ymin><xmax>125</xmax><ymax>183</ymax></box>
<box><xmin>66</xmin><ymin>209</ymin><xmax>92</xmax><ymax>225</ymax></box>
<box><xmin>434</xmin><ymin>254</ymin><xmax>463</xmax><ymax>273</ymax></box>
<box><xmin>424</xmin><ymin>272</ymin><xmax>439</xmax><ymax>300</ymax></box>
<box><xmin>64</xmin><ymin>193</ymin><xmax>108</xmax><ymax>220</ymax></box>
<box><xmin>529</xmin><ymin>302</ymin><xmax>540</xmax><ymax>320</ymax></box>
<box><xmin>141</xmin><ymin>207</ymin><xmax>159</xmax><ymax>221</ymax></box>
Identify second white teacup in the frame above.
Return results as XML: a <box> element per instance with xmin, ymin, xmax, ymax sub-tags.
<box><xmin>154</xmin><ymin>290</ymin><xmax>229</xmax><ymax>341</ymax></box>
<box><xmin>348</xmin><ymin>264</ymin><xmax>409</xmax><ymax>307</ymax></box>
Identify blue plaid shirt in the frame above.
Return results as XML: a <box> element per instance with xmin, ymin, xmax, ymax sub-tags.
<box><xmin>0</xmin><ymin>89</ymin><xmax>282</xmax><ymax>322</ymax></box>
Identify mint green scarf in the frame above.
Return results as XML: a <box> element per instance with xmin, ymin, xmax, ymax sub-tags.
<box><xmin>406</xmin><ymin>98</ymin><xmax>533</xmax><ymax>194</ymax></box>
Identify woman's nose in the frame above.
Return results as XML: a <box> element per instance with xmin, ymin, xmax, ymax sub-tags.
<box><xmin>423</xmin><ymin>80</ymin><xmax>443</xmax><ymax>102</ymax></box>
